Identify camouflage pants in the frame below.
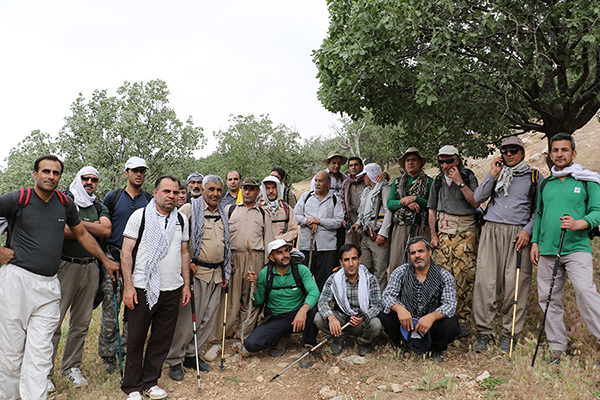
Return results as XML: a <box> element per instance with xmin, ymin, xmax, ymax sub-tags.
<box><xmin>97</xmin><ymin>259</ymin><xmax>128</xmax><ymax>359</ymax></box>
<box><xmin>433</xmin><ymin>231</ymin><xmax>478</xmax><ymax>322</ymax></box>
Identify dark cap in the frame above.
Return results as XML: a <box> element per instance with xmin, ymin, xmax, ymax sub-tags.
<box><xmin>240</xmin><ymin>177</ymin><xmax>260</xmax><ymax>188</ymax></box>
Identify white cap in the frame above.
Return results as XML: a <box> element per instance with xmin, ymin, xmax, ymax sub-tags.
<box><xmin>124</xmin><ymin>156</ymin><xmax>148</xmax><ymax>171</ymax></box>
<box><xmin>437</xmin><ymin>145</ymin><xmax>459</xmax><ymax>156</ymax></box>
<box><xmin>357</xmin><ymin>163</ymin><xmax>381</xmax><ymax>181</ymax></box>
<box><xmin>267</xmin><ymin>239</ymin><xmax>293</xmax><ymax>255</ymax></box>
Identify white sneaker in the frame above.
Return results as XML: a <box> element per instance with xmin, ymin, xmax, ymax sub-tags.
<box><xmin>242</xmin><ymin>345</ymin><xmax>252</xmax><ymax>358</ymax></box>
<box><xmin>205</xmin><ymin>344</ymin><xmax>222</xmax><ymax>361</ymax></box>
<box><xmin>144</xmin><ymin>385</ymin><xmax>167</xmax><ymax>400</ymax></box>
<box><xmin>47</xmin><ymin>379</ymin><xmax>56</xmax><ymax>394</ymax></box>
<box><xmin>127</xmin><ymin>391</ymin><xmax>142</xmax><ymax>400</ymax></box>
<box><xmin>66</xmin><ymin>367</ymin><xmax>89</xmax><ymax>387</ymax></box>
<box><xmin>233</xmin><ymin>341</ymin><xmax>251</xmax><ymax>357</ymax></box>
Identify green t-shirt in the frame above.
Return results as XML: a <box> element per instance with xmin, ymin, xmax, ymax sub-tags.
<box><xmin>62</xmin><ymin>202</ymin><xmax>110</xmax><ymax>258</ymax></box>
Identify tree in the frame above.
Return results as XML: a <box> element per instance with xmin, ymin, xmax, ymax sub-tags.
<box><xmin>57</xmin><ymin>79</ymin><xmax>205</xmax><ymax>195</ymax></box>
<box><xmin>314</xmin><ymin>0</ymin><xmax>600</xmax><ymax>159</ymax></box>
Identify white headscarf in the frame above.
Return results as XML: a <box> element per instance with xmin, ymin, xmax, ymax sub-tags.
<box><xmin>69</xmin><ymin>166</ymin><xmax>100</xmax><ymax>209</ymax></box>
<box><xmin>260</xmin><ymin>176</ymin><xmax>284</xmax><ymax>216</ymax></box>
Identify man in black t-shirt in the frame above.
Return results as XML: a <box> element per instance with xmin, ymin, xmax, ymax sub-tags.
<box><xmin>0</xmin><ymin>155</ymin><xmax>118</xmax><ymax>400</ymax></box>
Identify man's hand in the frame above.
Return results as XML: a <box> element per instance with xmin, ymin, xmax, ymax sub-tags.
<box><xmin>328</xmin><ymin>314</ymin><xmax>342</xmax><ymax>336</ymax></box>
<box><xmin>560</xmin><ymin>215</ymin><xmax>588</xmax><ymax>231</ymax></box>
<box><xmin>375</xmin><ymin>235</ymin><xmax>388</xmax><ymax>248</ymax></box>
<box><xmin>374</xmin><ymin>171</ymin><xmax>389</xmax><ymax>183</ymax></box>
<box><xmin>531</xmin><ymin>243</ymin><xmax>539</xmax><ymax>266</ymax></box>
<box><xmin>0</xmin><ymin>247</ymin><xmax>15</xmax><ymax>265</ymax></box>
<box><xmin>351</xmin><ymin>223</ymin><xmax>360</xmax><ymax>233</ymax></box>
<box><xmin>415</xmin><ymin>314</ymin><xmax>436</xmax><ymax>335</ymax></box>
<box><xmin>490</xmin><ymin>157</ymin><xmax>503</xmax><ymax>177</ymax></box>
<box><xmin>292</xmin><ymin>305</ymin><xmax>309</xmax><ymax>332</ymax></box>
<box><xmin>430</xmin><ymin>235</ymin><xmax>440</xmax><ymax>249</ymax></box>
<box><xmin>349</xmin><ymin>313</ymin><xmax>365</xmax><ymax>327</ymax></box>
<box><xmin>306</xmin><ymin>217</ymin><xmax>321</xmax><ymax>233</ymax></box>
<box><xmin>190</xmin><ymin>262</ymin><xmax>198</xmax><ymax>275</ymax></box>
<box><xmin>104</xmin><ymin>259</ymin><xmax>120</xmax><ymax>280</ymax></box>
<box><xmin>247</xmin><ymin>270</ymin><xmax>257</xmax><ymax>283</ymax></box>
<box><xmin>400</xmin><ymin>195</ymin><xmax>417</xmax><ymax>206</ymax></box>
<box><xmin>181</xmin><ymin>286</ymin><xmax>191</xmax><ymax>306</ymax></box>
<box><xmin>221</xmin><ymin>277</ymin><xmax>228</xmax><ymax>289</ymax></box>
<box><xmin>513</xmin><ymin>229</ymin><xmax>530</xmax><ymax>251</ymax></box>
<box><xmin>407</xmin><ymin>202</ymin><xmax>421</xmax><ymax>212</ymax></box>
<box><xmin>395</xmin><ymin>305</ymin><xmax>414</xmax><ymax>331</ymax></box>
<box><xmin>123</xmin><ymin>283</ymin><xmax>138</xmax><ymax>310</ymax></box>
<box><xmin>446</xmin><ymin>166</ymin><xmax>464</xmax><ymax>186</ymax></box>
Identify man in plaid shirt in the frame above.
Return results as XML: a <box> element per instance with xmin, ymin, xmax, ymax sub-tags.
<box><xmin>379</xmin><ymin>236</ymin><xmax>460</xmax><ymax>361</ymax></box>
<box><xmin>314</xmin><ymin>244</ymin><xmax>383</xmax><ymax>356</ymax></box>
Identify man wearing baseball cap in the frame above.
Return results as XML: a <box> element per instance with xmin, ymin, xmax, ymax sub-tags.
<box><xmin>428</xmin><ymin>145</ymin><xmax>480</xmax><ymax>337</ymax></box>
<box><xmin>245</xmin><ymin>239</ymin><xmax>320</xmax><ymax>368</ymax></box>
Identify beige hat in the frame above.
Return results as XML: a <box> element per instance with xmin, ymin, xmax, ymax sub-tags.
<box><xmin>398</xmin><ymin>147</ymin><xmax>426</xmax><ymax>167</ymax></box>
<box><xmin>437</xmin><ymin>145</ymin><xmax>459</xmax><ymax>157</ymax></box>
<box><xmin>500</xmin><ymin>136</ymin><xmax>525</xmax><ymax>150</ymax></box>
<box><xmin>322</xmin><ymin>150</ymin><xmax>348</xmax><ymax>167</ymax></box>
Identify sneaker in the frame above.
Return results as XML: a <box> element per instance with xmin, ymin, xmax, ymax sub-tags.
<box><xmin>233</xmin><ymin>341</ymin><xmax>252</xmax><ymax>357</ymax></box>
<box><xmin>183</xmin><ymin>356</ymin><xmax>213</xmax><ymax>372</ymax></box>
<box><xmin>458</xmin><ymin>322</ymin><xmax>472</xmax><ymax>337</ymax></box>
<box><xmin>430</xmin><ymin>351</ymin><xmax>445</xmax><ymax>362</ymax></box>
<box><xmin>241</xmin><ymin>345</ymin><xmax>252</xmax><ymax>358</ymax></box>
<box><xmin>169</xmin><ymin>363</ymin><xmax>184</xmax><ymax>381</ymax></box>
<box><xmin>358</xmin><ymin>344</ymin><xmax>372</xmax><ymax>356</ymax></box>
<box><xmin>47</xmin><ymin>379</ymin><xmax>56</xmax><ymax>394</ymax></box>
<box><xmin>299</xmin><ymin>345</ymin><xmax>314</xmax><ymax>369</ymax></box>
<box><xmin>102</xmin><ymin>355</ymin><xmax>117</xmax><ymax>374</ymax></box>
<box><xmin>143</xmin><ymin>385</ymin><xmax>168</xmax><ymax>400</ymax></box>
<box><xmin>232</xmin><ymin>341</ymin><xmax>242</xmax><ymax>352</ymax></box>
<box><xmin>127</xmin><ymin>391</ymin><xmax>142</xmax><ymax>400</ymax></box>
<box><xmin>204</xmin><ymin>345</ymin><xmax>222</xmax><ymax>362</ymax></box>
<box><xmin>66</xmin><ymin>367</ymin><xmax>89</xmax><ymax>387</ymax></box>
<box><xmin>499</xmin><ymin>337</ymin><xmax>513</xmax><ymax>354</ymax></box>
<box><xmin>269</xmin><ymin>334</ymin><xmax>291</xmax><ymax>358</ymax></box>
<box><xmin>473</xmin><ymin>334</ymin><xmax>495</xmax><ymax>352</ymax></box>
<box><xmin>330</xmin><ymin>339</ymin><xmax>345</xmax><ymax>356</ymax></box>
<box><xmin>545</xmin><ymin>350</ymin><xmax>563</xmax><ymax>365</ymax></box>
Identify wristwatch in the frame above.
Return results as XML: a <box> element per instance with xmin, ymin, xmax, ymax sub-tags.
<box><xmin>458</xmin><ymin>182</ymin><xmax>465</xmax><ymax>188</ymax></box>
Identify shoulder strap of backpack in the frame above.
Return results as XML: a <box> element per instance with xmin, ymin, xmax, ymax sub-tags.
<box><xmin>109</xmin><ymin>188</ymin><xmax>124</xmax><ymax>215</ymax></box>
<box><xmin>143</xmin><ymin>191</ymin><xmax>154</xmax><ymax>202</ymax></box>
<box><xmin>7</xmin><ymin>187</ymin><xmax>31</xmax><ymax>248</ymax></box>
<box><xmin>131</xmin><ymin>207</ymin><xmax>146</xmax><ymax>267</ymax></box>
<box><xmin>537</xmin><ymin>176</ymin><xmax>551</xmax><ymax>216</ymax></box>
<box><xmin>291</xmin><ymin>262</ymin><xmax>307</xmax><ymax>296</ymax></box>
<box><xmin>54</xmin><ymin>189</ymin><xmax>69</xmax><ymax>206</ymax></box>
<box><xmin>227</xmin><ymin>204</ymin><xmax>236</xmax><ymax>220</ymax></box>
<box><xmin>264</xmin><ymin>263</ymin><xmax>275</xmax><ymax>305</ymax></box>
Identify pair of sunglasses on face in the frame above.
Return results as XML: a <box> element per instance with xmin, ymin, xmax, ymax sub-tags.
<box><xmin>500</xmin><ymin>147</ymin><xmax>521</xmax><ymax>155</ymax></box>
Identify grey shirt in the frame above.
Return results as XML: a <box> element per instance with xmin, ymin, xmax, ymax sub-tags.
<box><xmin>0</xmin><ymin>189</ymin><xmax>81</xmax><ymax>276</ymax></box>
<box><xmin>295</xmin><ymin>191</ymin><xmax>344</xmax><ymax>251</ymax></box>
<box><xmin>474</xmin><ymin>171</ymin><xmax>542</xmax><ymax>235</ymax></box>
<box><xmin>428</xmin><ymin>170</ymin><xmax>478</xmax><ymax>216</ymax></box>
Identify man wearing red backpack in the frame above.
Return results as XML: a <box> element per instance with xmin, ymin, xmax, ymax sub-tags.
<box><xmin>0</xmin><ymin>155</ymin><xmax>119</xmax><ymax>400</ymax></box>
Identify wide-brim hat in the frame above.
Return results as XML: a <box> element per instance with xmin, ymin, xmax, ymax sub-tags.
<box><xmin>400</xmin><ymin>318</ymin><xmax>432</xmax><ymax>355</ymax></box>
<box><xmin>399</xmin><ymin>147</ymin><xmax>426</xmax><ymax>167</ymax></box>
<box><xmin>322</xmin><ymin>150</ymin><xmax>348</xmax><ymax>167</ymax></box>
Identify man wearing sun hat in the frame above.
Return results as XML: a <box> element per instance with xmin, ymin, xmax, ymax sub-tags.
<box><xmin>310</xmin><ymin>150</ymin><xmax>348</xmax><ymax>199</ymax></box>
<box><xmin>387</xmin><ymin>147</ymin><xmax>433</xmax><ymax>275</ymax></box>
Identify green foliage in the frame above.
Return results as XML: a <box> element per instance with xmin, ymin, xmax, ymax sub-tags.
<box><xmin>314</xmin><ymin>0</ymin><xmax>600</xmax><ymax>159</ymax></box>
<box><xmin>480</xmin><ymin>376</ymin><xmax>508</xmax><ymax>391</ymax></box>
<box><xmin>415</xmin><ymin>375</ymin><xmax>456</xmax><ymax>391</ymax></box>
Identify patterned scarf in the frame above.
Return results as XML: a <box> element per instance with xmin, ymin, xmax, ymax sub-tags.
<box><xmin>332</xmin><ymin>264</ymin><xmax>370</xmax><ymax>317</ymax></box>
<box><xmin>399</xmin><ymin>261</ymin><xmax>444</xmax><ymax>319</ymax></box>
<box><xmin>190</xmin><ymin>195</ymin><xmax>232</xmax><ymax>283</ymax></box>
<box><xmin>357</xmin><ymin>180</ymin><xmax>388</xmax><ymax>229</ymax></box>
<box><xmin>393</xmin><ymin>170</ymin><xmax>429</xmax><ymax>229</ymax></box>
<box><xmin>495</xmin><ymin>159</ymin><xmax>531</xmax><ymax>197</ymax></box>
<box><xmin>343</xmin><ymin>174</ymin><xmax>365</xmax><ymax>220</ymax></box>
<box><xmin>143</xmin><ymin>199</ymin><xmax>178</xmax><ymax>309</ymax></box>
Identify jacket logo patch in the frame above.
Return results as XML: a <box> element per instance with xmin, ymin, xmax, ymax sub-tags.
<box><xmin>574</xmin><ymin>187</ymin><xmax>581</xmax><ymax>193</ymax></box>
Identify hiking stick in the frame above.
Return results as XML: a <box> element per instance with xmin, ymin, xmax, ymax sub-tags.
<box><xmin>532</xmin><ymin>227</ymin><xmax>567</xmax><ymax>367</ymax></box>
<box><xmin>308</xmin><ymin>231</ymin><xmax>315</xmax><ymax>269</ymax></box>
<box><xmin>400</xmin><ymin>210</ymin><xmax>419</xmax><ymax>265</ymax></box>
<box><xmin>509</xmin><ymin>249</ymin><xmax>522</xmax><ymax>361</ymax></box>
<box><xmin>112</xmin><ymin>279</ymin><xmax>124</xmax><ymax>383</ymax></box>
<box><xmin>270</xmin><ymin>321</ymin><xmax>351</xmax><ymax>382</ymax></box>
<box><xmin>189</xmin><ymin>272</ymin><xmax>201</xmax><ymax>394</ymax></box>
<box><xmin>220</xmin><ymin>286</ymin><xmax>228</xmax><ymax>372</ymax></box>
<box><xmin>240</xmin><ymin>239</ymin><xmax>254</xmax><ymax>362</ymax></box>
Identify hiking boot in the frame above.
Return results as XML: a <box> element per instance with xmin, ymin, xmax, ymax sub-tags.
<box><xmin>183</xmin><ymin>356</ymin><xmax>213</xmax><ymax>372</ymax></box>
<box><xmin>458</xmin><ymin>322</ymin><xmax>472</xmax><ymax>337</ymax></box>
<box><xmin>499</xmin><ymin>337</ymin><xmax>513</xmax><ymax>354</ymax></box>
<box><xmin>270</xmin><ymin>334</ymin><xmax>291</xmax><ymax>358</ymax></box>
<box><xmin>330</xmin><ymin>339</ymin><xmax>345</xmax><ymax>356</ymax></box>
<box><xmin>126</xmin><ymin>391</ymin><xmax>142</xmax><ymax>400</ymax></box>
<box><xmin>299</xmin><ymin>345</ymin><xmax>314</xmax><ymax>369</ymax></box>
<box><xmin>143</xmin><ymin>385</ymin><xmax>168</xmax><ymax>400</ymax></box>
<box><xmin>47</xmin><ymin>379</ymin><xmax>56</xmax><ymax>394</ymax></box>
<box><xmin>66</xmin><ymin>367</ymin><xmax>89</xmax><ymax>387</ymax></box>
<box><xmin>358</xmin><ymin>344</ymin><xmax>372</xmax><ymax>356</ymax></box>
<box><xmin>102</xmin><ymin>356</ymin><xmax>117</xmax><ymax>374</ymax></box>
<box><xmin>473</xmin><ymin>334</ymin><xmax>494</xmax><ymax>353</ymax></box>
<box><xmin>169</xmin><ymin>363</ymin><xmax>184</xmax><ymax>381</ymax></box>
<box><xmin>545</xmin><ymin>350</ymin><xmax>563</xmax><ymax>365</ymax></box>
<box><xmin>204</xmin><ymin>345</ymin><xmax>222</xmax><ymax>362</ymax></box>
<box><xmin>430</xmin><ymin>351</ymin><xmax>445</xmax><ymax>362</ymax></box>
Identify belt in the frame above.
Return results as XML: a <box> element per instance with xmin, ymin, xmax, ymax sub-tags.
<box><xmin>61</xmin><ymin>255</ymin><xmax>96</xmax><ymax>264</ymax></box>
<box><xmin>191</xmin><ymin>259</ymin><xmax>224</xmax><ymax>269</ymax></box>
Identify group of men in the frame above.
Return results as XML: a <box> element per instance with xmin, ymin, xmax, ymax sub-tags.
<box><xmin>1</xmin><ymin>130</ymin><xmax>600</xmax><ymax>400</ymax></box>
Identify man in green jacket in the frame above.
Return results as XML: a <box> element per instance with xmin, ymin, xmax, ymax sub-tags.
<box><xmin>531</xmin><ymin>132</ymin><xmax>600</xmax><ymax>364</ymax></box>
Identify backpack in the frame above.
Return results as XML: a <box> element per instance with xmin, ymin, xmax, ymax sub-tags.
<box><xmin>538</xmin><ymin>177</ymin><xmax>600</xmax><ymax>239</ymax></box>
<box><xmin>304</xmin><ymin>190</ymin><xmax>337</xmax><ymax>207</ymax></box>
<box><xmin>268</xmin><ymin>201</ymin><xmax>290</xmax><ymax>232</ymax></box>
<box><xmin>263</xmin><ymin>251</ymin><xmax>307</xmax><ymax>311</ymax></box>
<box><xmin>6</xmin><ymin>187</ymin><xmax>70</xmax><ymax>248</ymax></box>
<box><xmin>108</xmin><ymin>188</ymin><xmax>154</xmax><ymax>216</ymax></box>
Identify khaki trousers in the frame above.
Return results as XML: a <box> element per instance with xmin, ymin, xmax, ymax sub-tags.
<box><xmin>360</xmin><ymin>235</ymin><xmax>391</xmax><ymax>290</ymax></box>
<box><xmin>472</xmin><ymin>222</ymin><xmax>532</xmax><ymax>338</ymax></box>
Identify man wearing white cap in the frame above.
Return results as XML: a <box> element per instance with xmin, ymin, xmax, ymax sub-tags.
<box><xmin>98</xmin><ymin>156</ymin><xmax>154</xmax><ymax>373</ymax></box>
<box><xmin>48</xmin><ymin>167</ymin><xmax>112</xmax><ymax>389</ymax></box>
<box><xmin>428</xmin><ymin>145</ymin><xmax>479</xmax><ymax>337</ymax></box>
<box><xmin>245</xmin><ymin>239</ymin><xmax>320</xmax><ymax>368</ymax></box>
<box><xmin>350</xmin><ymin>163</ymin><xmax>393</xmax><ymax>289</ymax></box>
<box><xmin>259</xmin><ymin>176</ymin><xmax>298</xmax><ymax>244</ymax></box>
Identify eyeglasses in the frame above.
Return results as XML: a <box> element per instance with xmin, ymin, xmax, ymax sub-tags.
<box><xmin>81</xmin><ymin>176</ymin><xmax>99</xmax><ymax>183</ymax></box>
<box><xmin>438</xmin><ymin>157</ymin><xmax>456</xmax><ymax>166</ymax></box>
<box><xmin>501</xmin><ymin>147</ymin><xmax>521</xmax><ymax>155</ymax></box>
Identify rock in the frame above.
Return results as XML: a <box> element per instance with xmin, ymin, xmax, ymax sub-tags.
<box><xmin>225</xmin><ymin>353</ymin><xmax>240</xmax><ymax>364</ymax></box>
<box><xmin>331</xmin><ymin>397</ymin><xmax>344</xmax><ymax>400</ymax></box>
<box><xmin>277</xmin><ymin>362</ymin><xmax>288</xmax><ymax>368</ymax></box>
<box><xmin>476</xmin><ymin>371</ymin><xmax>491</xmax><ymax>382</ymax></box>
<box><xmin>457</xmin><ymin>374</ymin><xmax>468</xmax><ymax>380</ymax></box>
<box><xmin>255</xmin><ymin>375</ymin><xmax>264</xmax><ymax>383</ymax></box>
<box><xmin>444</xmin><ymin>373</ymin><xmax>455</xmax><ymax>379</ymax></box>
<box><xmin>391</xmin><ymin>383</ymin><xmax>402</xmax><ymax>393</ymax></box>
<box><xmin>319</xmin><ymin>385</ymin><xmax>338</xmax><ymax>399</ymax></box>
<box><xmin>327</xmin><ymin>366</ymin><xmax>340</xmax><ymax>375</ymax></box>
<box><xmin>168</xmin><ymin>388</ymin><xmax>175</xmax><ymax>393</ymax></box>
<box><xmin>366</xmin><ymin>376</ymin><xmax>376</xmax><ymax>384</ymax></box>
<box><xmin>529</xmin><ymin>153</ymin><xmax>541</xmax><ymax>163</ymax></box>
<box><xmin>378</xmin><ymin>385</ymin><xmax>387</xmax><ymax>391</ymax></box>
<box><xmin>342</xmin><ymin>355</ymin><xmax>366</xmax><ymax>364</ymax></box>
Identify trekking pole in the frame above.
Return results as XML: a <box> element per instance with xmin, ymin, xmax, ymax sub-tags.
<box><xmin>240</xmin><ymin>239</ymin><xmax>254</xmax><ymax>362</ymax></box>
<box><xmin>532</xmin><ymin>226</ymin><xmax>567</xmax><ymax>367</ymax></box>
<box><xmin>400</xmin><ymin>210</ymin><xmax>419</xmax><ymax>265</ymax></box>
<box><xmin>220</xmin><ymin>285</ymin><xmax>229</xmax><ymax>372</ymax></box>
<box><xmin>509</xmin><ymin>248</ymin><xmax>522</xmax><ymax>361</ymax></box>
<box><xmin>308</xmin><ymin>231</ymin><xmax>315</xmax><ymax>269</ymax></box>
<box><xmin>189</xmin><ymin>272</ymin><xmax>201</xmax><ymax>394</ymax></box>
<box><xmin>112</xmin><ymin>279</ymin><xmax>124</xmax><ymax>383</ymax></box>
<box><xmin>270</xmin><ymin>321</ymin><xmax>351</xmax><ymax>382</ymax></box>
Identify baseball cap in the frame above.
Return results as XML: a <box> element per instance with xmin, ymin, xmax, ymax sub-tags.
<box><xmin>357</xmin><ymin>163</ymin><xmax>381</xmax><ymax>181</ymax></box>
<box><xmin>500</xmin><ymin>136</ymin><xmax>525</xmax><ymax>150</ymax></box>
<box><xmin>437</xmin><ymin>145</ymin><xmax>459</xmax><ymax>157</ymax></box>
<box><xmin>400</xmin><ymin>318</ymin><xmax>432</xmax><ymax>355</ymax></box>
<box><xmin>124</xmin><ymin>156</ymin><xmax>148</xmax><ymax>171</ymax></box>
<box><xmin>267</xmin><ymin>239</ymin><xmax>293</xmax><ymax>255</ymax></box>
<box><xmin>240</xmin><ymin>177</ymin><xmax>260</xmax><ymax>188</ymax></box>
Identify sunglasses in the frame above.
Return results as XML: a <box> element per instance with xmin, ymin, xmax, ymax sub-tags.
<box><xmin>81</xmin><ymin>176</ymin><xmax>99</xmax><ymax>183</ymax></box>
<box><xmin>438</xmin><ymin>157</ymin><xmax>456</xmax><ymax>166</ymax></box>
<box><xmin>501</xmin><ymin>147</ymin><xmax>521</xmax><ymax>155</ymax></box>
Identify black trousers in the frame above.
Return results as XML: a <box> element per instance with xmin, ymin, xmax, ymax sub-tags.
<box><xmin>379</xmin><ymin>311</ymin><xmax>460</xmax><ymax>353</ymax></box>
<box><xmin>121</xmin><ymin>287</ymin><xmax>181</xmax><ymax>394</ymax></box>
<box><xmin>244</xmin><ymin>307</ymin><xmax>318</xmax><ymax>352</ymax></box>
<box><xmin>301</xmin><ymin>249</ymin><xmax>338</xmax><ymax>291</ymax></box>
